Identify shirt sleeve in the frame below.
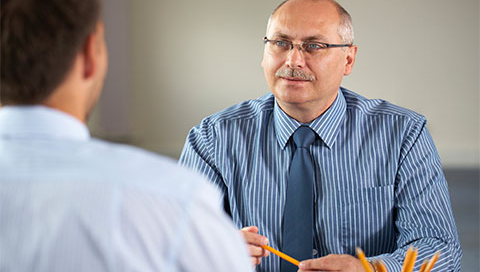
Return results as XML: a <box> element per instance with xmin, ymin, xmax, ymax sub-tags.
<box><xmin>113</xmin><ymin>177</ymin><xmax>252</xmax><ymax>272</ymax></box>
<box><xmin>370</xmin><ymin>120</ymin><xmax>462</xmax><ymax>272</ymax></box>
<box><xmin>179</xmin><ymin>119</ymin><xmax>228</xmax><ymax>203</ymax></box>
<box><xmin>176</xmin><ymin>182</ymin><xmax>253</xmax><ymax>272</ymax></box>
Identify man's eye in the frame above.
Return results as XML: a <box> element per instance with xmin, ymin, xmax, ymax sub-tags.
<box><xmin>305</xmin><ymin>43</ymin><xmax>325</xmax><ymax>50</ymax></box>
<box><xmin>275</xmin><ymin>40</ymin><xmax>290</xmax><ymax>48</ymax></box>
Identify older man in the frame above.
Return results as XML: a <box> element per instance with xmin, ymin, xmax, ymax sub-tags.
<box><xmin>179</xmin><ymin>0</ymin><xmax>461</xmax><ymax>271</ymax></box>
<box><xmin>0</xmin><ymin>0</ymin><xmax>252</xmax><ymax>271</ymax></box>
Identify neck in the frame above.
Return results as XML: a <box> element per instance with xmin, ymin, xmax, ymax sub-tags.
<box><xmin>42</xmin><ymin>101</ymin><xmax>86</xmax><ymax>123</ymax></box>
<box><xmin>42</xmin><ymin>84</ymin><xmax>88</xmax><ymax>124</ymax></box>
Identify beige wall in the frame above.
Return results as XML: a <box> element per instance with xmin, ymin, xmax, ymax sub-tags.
<box><xmin>91</xmin><ymin>0</ymin><xmax>480</xmax><ymax>167</ymax></box>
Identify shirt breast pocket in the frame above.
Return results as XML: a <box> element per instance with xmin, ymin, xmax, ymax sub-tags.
<box><xmin>340</xmin><ymin>184</ymin><xmax>395</xmax><ymax>254</ymax></box>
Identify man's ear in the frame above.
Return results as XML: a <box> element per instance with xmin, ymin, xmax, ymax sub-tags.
<box><xmin>344</xmin><ymin>45</ymin><xmax>357</xmax><ymax>76</ymax></box>
<box><xmin>82</xmin><ymin>35</ymin><xmax>95</xmax><ymax>79</ymax></box>
<box><xmin>81</xmin><ymin>23</ymin><xmax>104</xmax><ymax>80</ymax></box>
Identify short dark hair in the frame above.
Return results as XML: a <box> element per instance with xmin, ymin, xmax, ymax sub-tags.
<box><xmin>1</xmin><ymin>0</ymin><xmax>101</xmax><ymax>105</ymax></box>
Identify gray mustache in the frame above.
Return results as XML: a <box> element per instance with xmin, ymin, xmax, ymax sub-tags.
<box><xmin>275</xmin><ymin>68</ymin><xmax>315</xmax><ymax>81</ymax></box>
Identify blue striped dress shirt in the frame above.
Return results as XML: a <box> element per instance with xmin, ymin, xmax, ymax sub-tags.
<box><xmin>0</xmin><ymin>106</ymin><xmax>252</xmax><ymax>272</ymax></box>
<box><xmin>179</xmin><ymin>87</ymin><xmax>462</xmax><ymax>272</ymax></box>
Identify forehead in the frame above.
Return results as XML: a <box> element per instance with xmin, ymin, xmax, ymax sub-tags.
<box><xmin>267</xmin><ymin>0</ymin><xmax>341</xmax><ymax>41</ymax></box>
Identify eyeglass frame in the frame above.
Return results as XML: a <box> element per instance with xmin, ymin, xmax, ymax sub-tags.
<box><xmin>263</xmin><ymin>36</ymin><xmax>352</xmax><ymax>54</ymax></box>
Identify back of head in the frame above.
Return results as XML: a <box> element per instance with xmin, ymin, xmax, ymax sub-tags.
<box><xmin>1</xmin><ymin>0</ymin><xmax>101</xmax><ymax>105</ymax></box>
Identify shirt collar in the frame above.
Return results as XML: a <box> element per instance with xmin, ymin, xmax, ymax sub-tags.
<box><xmin>0</xmin><ymin>105</ymin><xmax>90</xmax><ymax>141</ymax></box>
<box><xmin>273</xmin><ymin>89</ymin><xmax>346</xmax><ymax>149</ymax></box>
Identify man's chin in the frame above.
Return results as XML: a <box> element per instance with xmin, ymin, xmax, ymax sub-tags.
<box><xmin>272</xmin><ymin>87</ymin><xmax>313</xmax><ymax>103</ymax></box>
<box><xmin>275</xmin><ymin>97</ymin><xmax>315</xmax><ymax>110</ymax></box>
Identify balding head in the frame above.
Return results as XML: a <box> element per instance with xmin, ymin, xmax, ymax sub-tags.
<box><xmin>267</xmin><ymin>0</ymin><xmax>354</xmax><ymax>44</ymax></box>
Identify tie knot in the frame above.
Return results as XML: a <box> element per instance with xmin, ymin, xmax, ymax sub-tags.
<box><xmin>293</xmin><ymin>126</ymin><xmax>316</xmax><ymax>148</ymax></box>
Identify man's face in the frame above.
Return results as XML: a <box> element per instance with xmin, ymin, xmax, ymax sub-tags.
<box><xmin>262</xmin><ymin>0</ymin><xmax>356</xmax><ymax>116</ymax></box>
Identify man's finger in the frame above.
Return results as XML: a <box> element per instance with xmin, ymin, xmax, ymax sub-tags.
<box><xmin>248</xmin><ymin>244</ymin><xmax>265</xmax><ymax>257</ymax></box>
<box><xmin>299</xmin><ymin>254</ymin><xmax>365</xmax><ymax>271</ymax></box>
<box><xmin>242</xmin><ymin>226</ymin><xmax>259</xmax><ymax>233</ymax></box>
<box><xmin>299</xmin><ymin>255</ymin><xmax>338</xmax><ymax>270</ymax></box>
<box><xmin>248</xmin><ymin>245</ymin><xmax>271</xmax><ymax>257</ymax></box>
<box><xmin>240</xmin><ymin>227</ymin><xmax>268</xmax><ymax>246</ymax></box>
<box><xmin>251</xmin><ymin>257</ymin><xmax>262</xmax><ymax>266</ymax></box>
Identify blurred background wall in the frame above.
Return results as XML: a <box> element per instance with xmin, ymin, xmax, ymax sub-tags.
<box><xmin>90</xmin><ymin>0</ymin><xmax>479</xmax><ymax>270</ymax></box>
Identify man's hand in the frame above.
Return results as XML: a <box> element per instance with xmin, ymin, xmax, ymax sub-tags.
<box><xmin>298</xmin><ymin>254</ymin><xmax>374</xmax><ymax>272</ymax></box>
<box><xmin>240</xmin><ymin>226</ymin><xmax>270</xmax><ymax>266</ymax></box>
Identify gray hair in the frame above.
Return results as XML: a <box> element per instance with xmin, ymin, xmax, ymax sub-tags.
<box><xmin>267</xmin><ymin>0</ymin><xmax>354</xmax><ymax>44</ymax></box>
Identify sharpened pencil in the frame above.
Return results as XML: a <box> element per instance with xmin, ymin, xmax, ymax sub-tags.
<box><xmin>373</xmin><ymin>260</ymin><xmax>388</xmax><ymax>272</ymax></box>
<box><xmin>401</xmin><ymin>247</ymin><xmax>418</xmax><ymax>272</ymax></box>
<box><xmin>260</xmin><ymin>245</ymin><xmax>300</xmax><ymax>267</ymax></box>
<box><xmin>356</xmin><ymin>247</ymin><xmax>373</xmax><ymax>272</ymax></box>
<box><xmin>419</xmin><ymin>259</ymin><xmax>429</xmax><ymax>272</ymax></box>
<box><xmin>423</xmin><ymin>252</ymin><xmax>440</xmax><ymax>272</ymax></box>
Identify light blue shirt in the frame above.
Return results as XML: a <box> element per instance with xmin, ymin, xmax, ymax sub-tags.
<box><xmin>0</xmin><ymin>106</ymin><xmax>252</xmax><ymax>272</ymax></box>
<box><xmin>180</xmin><ymin>88</ymin><xmax>462</xmax><ymax>272</ymax></box>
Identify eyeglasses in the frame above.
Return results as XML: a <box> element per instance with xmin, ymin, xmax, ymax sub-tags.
<box><xmin>263</xmin><ymin>37</ymin><xmax>351</xmax><ymax>54</ymax></box>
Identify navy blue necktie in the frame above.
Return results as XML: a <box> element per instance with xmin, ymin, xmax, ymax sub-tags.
<box><xmin>281</xmin><ymin>125</ymin><xmax>315</xmax><ymax>272</ymax></box>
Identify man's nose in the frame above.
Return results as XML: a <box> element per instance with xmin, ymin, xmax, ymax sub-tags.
<box><xmin>285</xmin><ymin>45</ymin><xmax>306</xmax><ymax>68</ymax></box>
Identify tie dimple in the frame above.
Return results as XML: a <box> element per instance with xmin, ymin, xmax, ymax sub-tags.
<box><xmin>293</xmin><ymin>125</ymin><xmax>316</xmax><ymax>149</ymax></box>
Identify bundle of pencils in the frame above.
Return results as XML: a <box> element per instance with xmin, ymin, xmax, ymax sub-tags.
<box><xmin>356</xmin><ymin>247</ymin><xmax>440</xmax><ymax>272</ymax></box>
<box><xmin>259</xmin><ymin>243</ymin><xmax>440</xmax><ymax>272</ymax></box>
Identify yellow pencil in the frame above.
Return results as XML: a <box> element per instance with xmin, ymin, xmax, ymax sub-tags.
<box><xmin>401</xmin><ymin>247</ymin><xmax>418</xmax><ymax>272</ymax></box>
<box><xmin>356</xmin><ymin>247</ymin><xmax>373</xmax><ymax>272</ymax></box>
<box><xmin>423</xmin><ymin>252</ymin><xmax>440</xmax><ymax>272</ymax></box>
<box><xmin>260</xmin><ymin>245</ymin><xmax>300</xmax><ymax>266</ymax></box>
<box><xmin>419</xmin><ymin>259</ymin><xmax>429</xmax><ymax>272</ymax></box>
<box><xmin>373</xmin><ymin>260</ymin><xmax>388</xmax><ymax>272</ymax></box>
<box><xmin>401</xmin><ymin>247</ymin><xmax>413</xmax><ymax>272</ymax></box>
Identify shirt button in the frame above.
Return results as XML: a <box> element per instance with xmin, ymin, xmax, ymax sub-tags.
<box><xmin>313</xmin><ymin>249</ymin><xmax>318</xmax><ymax>256</ymax></box>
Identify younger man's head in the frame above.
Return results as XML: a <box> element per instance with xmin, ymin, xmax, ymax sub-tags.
<box><xmin>1</xmin><ymin>0</ymin><xmax>107</xmax><ymax>122</ymax></box>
